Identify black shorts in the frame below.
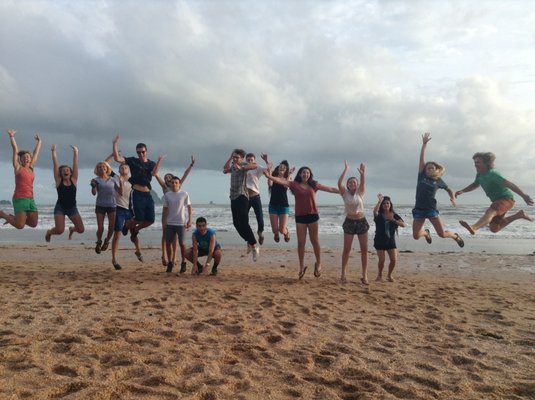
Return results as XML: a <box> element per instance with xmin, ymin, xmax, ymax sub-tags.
<box><xmin>295</xmin><ymin>213</ymin><xmax>319</xmax><ymax>224</ymax></box>
<box><xmin>95</xmin><ymin>205</ymin><xmax>116</xmax><ymax>215</ymax></box>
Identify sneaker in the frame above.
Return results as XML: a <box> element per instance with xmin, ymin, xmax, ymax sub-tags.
<box><xmin>95</xmin><ymin>240</ymin><xmax>102</xmax><ymax>254</ymax></box>
<box><xmin>284</xmin><ymin>231</ymin><xmax>290</xmax><ymax>242</ymax></box>
<box><xmin>112</xmin><ymin>261</ymin><xmax>122</xmax><ymax>270</ymax></box>
<box><xmin>166</xmin><ymin>261</ymin><xmax>174</xmax><ymax>273</ymax></box>
<box><xmin>101</xmin><ymin>238</ymin><xmax>110</xmax><ymax>252</ymax></box>
<box><xmin>258</xmin><ymin>231</ymin><xmax>264</xmax><ymax>245</ymax></box>
<box><xmin>121</xmin><ymin>224</ymin><xmax>129</xmax><ymax>236</ymax></box>
<box><xmin>180</xmin><ymin>261</ymin><xmax>187</xmax><ymax>274</ymax></box>
<box><xmin>252</xmin><ymin>245</ymin><xmax>259</xmax><ymax>262</ymax></box>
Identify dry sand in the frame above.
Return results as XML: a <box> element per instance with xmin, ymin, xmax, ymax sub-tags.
<box><xmin>1</xmin><ymin>244</ymin><xmax>534</xmax><ymax>399</ymax></box>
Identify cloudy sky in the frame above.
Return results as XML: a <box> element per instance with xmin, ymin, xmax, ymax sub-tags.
<box><xmin>1</xmin><ymin>0</ymin><xmax>534</xmax><ymax>205</ymax></box>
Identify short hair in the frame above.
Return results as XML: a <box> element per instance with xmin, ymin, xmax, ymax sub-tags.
<box><xmin>472</xmin><ymin>152</ymin><xmax>495</xmax><ymax>169</ymax></box>
<box><xmin>233</xmin><ymin>149</ymin><xmax>246</xmax><ymax>158</ymax></box>
<box><xmin>171</xmin><ymin>176</ymin><xmax>181</xmax><ymax>183</ymax></box>
<box><xmin>246</xmin><ymin>153</ymin><xmax>256</xmax><ymax>159</ymax></box>
<box><xmin>136</xmin><ymin>143</ymin><xmax>147</xmax><ymax>150</ymax></box>
<box><xmin>94</xmin><ymin>161</ymin><xmax>113</xmax><ymax>176</ymax></box>
<box><xmin>196</xmin><ymin>217</ymin><xmax>207</xmax><ymax>225</ymax></box>
<box><xmin>424</xmin><ymin>161</ymin><xmax>445</xmax><ymax>179</ymax></box>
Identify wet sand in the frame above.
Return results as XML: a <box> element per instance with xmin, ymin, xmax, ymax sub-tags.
<box><xmin>1</xmin><ymin>244</ymin><xmax>534</xmax><ymax>399</ymax></box>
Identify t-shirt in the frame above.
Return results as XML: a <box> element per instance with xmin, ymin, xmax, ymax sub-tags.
<box><xmin>374</xmin><ymin>212</ymin><xmax>403</xmax><ymax>243</ymax></box>
<box><xmin>163</xmin><ymin>190</ymin><xmax>191</xmax><ymax>226</ymax></box>
<box><xmin>229</xmin><ymin>162</ymin><xmax>248</xmax><ymax>200</ymax></box>
<box><xmin>114</xmin><ymin>178</ymin><xmax>132</xmax><ymax>209</ymax></box>
<box><xmin>193</xmin><ymin>228</ymin><xmax>221</xmax><ymax>252</ymax></box>
<box><xmin>475</xmin><ymin>169</ymin><xmax>513</xmax><ymax>202</ymax></box>
<box><xmin>290</xmin><ymin>181</ymin><xmax>318</xmax><ymax>216</ymax></box>
<box><xmin>246</xmin><ymin>166</ymin><xmax>268</xmax><ymax>194</ymax></box>
<box><xmin>125</xmin><ymin>156</ymin><xmax>156</xmax><ymax>189</ymax></box>
<box><xmin>95</xmin><ymin>176</ymin><xmax>118</xmax><ymax>208</ymax></box>
<box><xmin>414</xmin><ymin>171</ymin><xmax>448</xmax><ymax>210</ymax></box>
<box><xmin>342</xmin><ymin>191</ymin><xmax>364</xmax><ymax>215</ymax></box>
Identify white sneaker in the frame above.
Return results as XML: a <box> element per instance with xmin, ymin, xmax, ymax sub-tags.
<box><xmin>252</xmin><ymin>245</ymin><xmax>259</xmax><ymax>262</ymax></box>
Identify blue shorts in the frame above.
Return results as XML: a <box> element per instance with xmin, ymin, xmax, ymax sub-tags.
<box><xmin>412</xmin><ymin>208</ymin><xmax>439</xmax><ymax>219</ymax></box>
<box><xmin>269</xmin><ymin>204</ymin><xmax>290</xmax><ymax>215</ymax></box>
<box><xmin>115</xmin><ymin>206</ymin><xmax>133</xmax><ymax>231</ymax></box>
<box><xmin>54</xmin><ymin>203</ymin><xmax>79</xmax><ymax>217</ymax></box>
<box><xmin>132</xmin><ymin>190</ymin><xmax>155</xmax><ymax>223</ymax></box>
<box><xmin>166</xmin><ymin>225</ymin><xmax>186</xmax><ymax>245</ymax></box>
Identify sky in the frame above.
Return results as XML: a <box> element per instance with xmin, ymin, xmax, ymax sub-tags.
<box><xmin>1</xmin><ymin>0</ymin><xmax>534</xmax><ymax>206</ymax></box>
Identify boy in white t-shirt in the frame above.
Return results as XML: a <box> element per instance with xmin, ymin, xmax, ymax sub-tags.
<box><xmin>162</xmin><ymin>176</ymin><xmax>192</xmax><ymax>273</ymax></box>
<box><xmin>246</xmin><ymin>152</ymin><xmax>271</xmax><ymax>245</ymax></box>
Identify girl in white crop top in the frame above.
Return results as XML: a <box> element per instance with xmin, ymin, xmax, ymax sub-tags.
<box><xmin>337</xmin><ymin>161</ymin><xmax>370</xmax><ymax>285</ymax></box>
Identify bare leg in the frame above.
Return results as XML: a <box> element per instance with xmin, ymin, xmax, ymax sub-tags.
<box><xmin>308</xmin><ymin>221</ymin><xmax>322</xmax><ymax>277</ymax></box>
<box><xmin>376</xmin><ymin>250</ymin><xmax>386</xmax><ymax>281</ymax></box>
<box><xmin>429</xmin><ymin>216</ymin><xmax>458</xmax><ymax>242</ymax></box>
<box><xmin>357</xmin><ymin>232</ymin><xmax>369</xmax><ymax>283</ymax></box>
<box><xmin>0</xmin><ymin>210</ymin><xmax>27</xmax><ymax>229</ymax></box>
<box><xmin>67</xmin><ymin>213</ymin><xmax>85</xmax><ymax>240</ymax></box>
<box><xmin>111</xmin><ymin>230</ymin><xmax>121</xmax><ymax>264</ymax></box>
<box><xmin>490</xmin><ymin>210</ymin><xmax>533</xmax><ymax>233</ymax></box>
<box><xmin>386</xmin><ymin>249</ymin><xmax>398</xmax><ymax>281</ymax></box>
<box><xmin>295</xmin><ymin>222</ymin><xmax>308</xmax><ymax>278</ymax></box>
<box><xmin>105</xmin><ymin>212</ymin><xmax>116</xmax><ymax>242</ymax></box>
<box><xmin>46</xmin><ymin>214</ymin><xmax>66</xmax><ymax>242</ymax></box>
<box><xmin>460</xmin><ymin>206</ymin><xmax>499</xmax><ymax>235</ymax></box>
<box><xmin>412</xmin><ymin>218</ymin><xmax>431</xmax><ymax>241</ymax></box>
<box><xmin>25</xmin><ymin>211</ymin><xmax>39</xmax><ymax>228</ymax></box>
<box><xmin>96</xmin><ymin>213</ymin><xmax>105</xmax><ymax>242</ymax></box>
<box><xmin>161</xmin><ymin>229</ymin><xmax>168</xmax><ymax>265</ymax></box>
<box><xmin>341</xmin><ymin>233</ymin><xmax>353</xmax><ymax>282</ymax></box>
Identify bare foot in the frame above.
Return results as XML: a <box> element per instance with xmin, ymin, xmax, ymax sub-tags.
<box><xmin>340</xmin><ymin>276</ymin><xmax>348</xmax><ymax>284</ymax></box>
<box><xmin>519</xmin><ymin>210</ymin><xmax>533</xmax><ymax>222</ymax></box>
<box><xmin>360</xmin><ymin>277</ymin><xmax>369</xmax><ymax>286</ymax></box>
<box><xmin>459</xmin><ymin>220</ymin><xmax>476</xmax><ymax>235</ymax></box>
<box><xmin>68</xmin><ymin>227</ymin><xmax>75</xmax><ymax>240</ymax></box>
<box><xmin>387</xmin><ymin>276</ymin><xmax>395</xmax><ymax>282</ymax></box>
<box><xmin>313</xmin><ymin>263</ymin><xmax>322</xmax><ymax>278</ymax></box>
<box><xmin>375</xmin><ymin>276</ymin><xmax>383</xmax><ymax>282</ymax></box>
<box><xmin>45</xmin><ymin>230</ymin><xmax>52</xmax><ymax>243</ymax></box>
<box><xmin>298</xmin><ymin>266</ymin><xmax>308</xmax><ymax>280</ymax></box>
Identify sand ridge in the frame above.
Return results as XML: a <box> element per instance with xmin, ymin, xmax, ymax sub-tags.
<box><xmin>1</xmin><ymin>245</ymin><xmax>534</xmax><ymax>399</ymax></box>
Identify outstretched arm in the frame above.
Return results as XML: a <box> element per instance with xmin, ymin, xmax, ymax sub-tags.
<box><xmin>30</xmin><ymin>134</ymin><xmax>42</xmax><ymax>168</ymax></box>
<box><xmin>504</xmin><ymin>180</ymin><xmax>534</xmax><ymax>206</ymax></box>
<box><xmin>8</xmin><ymin>129</ymin><xmax>19</xmax><ymax>170</ymax></box>
<box><xmin>180</xmin><ymin>156</ymin><xmax>195</xmax><ymax>184</ymax></box>
<box><xmin>71</xmin><ymin>145</ymin><xmax>79</xmax><ymax>183</ymax></box>
<box><xmin>112</xmin><ymin>135</ymin><xmax>125</xmax><ymax>163</ymax></box>
<box><xmin>446</xmin><ymin>187</ymin><xmax>457</xmax><ymax>207</ymax></box>
<box><xmin>263</xmin><ymin>170</ymin><xmax>290</xmax><ymax>187</ymax></box>
<box><xmin>51</xmin><ymin>144</ymin><xmax>61</xmax><ymax>186</ymax></box>
<box><xmin>419</xmin><ymin>132</ymin><xmax>431</xmax><ymax>173</ymax></box>
<box><xmin>455</xmin><ymin>182</ymin><xmax>480</xmax><ymax>198</ymax></box>
<box><xmin>151</xmin><ymin>154</ymin><xmax>166</xmax><ymax>176</ymax></box>
<box><xmin>337</xmin><ymin>160</ymin><xmax>349</xmax><ymax>195</ymax></box>
<box><xmin>316</xmin><ymin>183</ymin><xmax>340</xmax><ymax>193</ymax></box>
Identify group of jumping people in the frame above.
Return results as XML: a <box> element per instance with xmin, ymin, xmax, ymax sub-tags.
<box><xmin>1</xmin><ymin>130</ymin><xmax>533</xmax><ymax>283</ymax></box>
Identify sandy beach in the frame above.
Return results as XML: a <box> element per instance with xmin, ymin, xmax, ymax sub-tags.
<box><xmin>1</xmin><ymin>244</ymin><xmax>534</xmax><ymax>399</ymax></box>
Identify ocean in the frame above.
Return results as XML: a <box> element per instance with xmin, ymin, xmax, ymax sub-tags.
<box><xmin>1</xmin><ymin>203</ymin><xmax>534</xmax><ymax>255</ymax></box>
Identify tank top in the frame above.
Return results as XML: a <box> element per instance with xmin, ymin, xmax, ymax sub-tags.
<box><xmin>269</xmin><ymin>182</ymin><xmax>289</xmax><ymax>207</ymax></box>
<box><xmin>57</xmin><ymin>179</ymin><xmax>77</xmax><ymax>209</ymax></box>
<box><xmin>13</xmin><ymin>167</ymin><xmax>35</xmax><ymax>199</ymax></box>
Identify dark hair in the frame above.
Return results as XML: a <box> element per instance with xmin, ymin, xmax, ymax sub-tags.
<box><xmin>196</xmin><ymin>217</ymin><xmax>207</xmax><ymax>225</ymax></box>
<box><xmin>293</xmin><ymin>166</ymin><xmax>317</xmax><ymax>189</ymax></box>
<box><xmin>246</xmin><ymin>153</ymin><xmax>255</xmax><ymax>159</ymax></box>
<box><xmin>379</xmin><ymin>196</ymin><xmax>396</xmax><ymax>214</ymax></box>
<box><xmin>17</xmin><ymin>150</ymin><xmax>30</xmax><ymax>158</ymax></box>
<box><xmin>273</xmin><ymin>160</ymin><xmax>290</xmax><ymax>179</ymax></box>
<box><xmin>233</xmin><ymin>149</ymin><xmax>246</xmax><ymax>158</ymax></box>
<box><xmin>58</xmin><ymin>165</ymin><xmax>73</xmax><ymax>175</ymax></box>
<box><xmin>136</xmin><ymin>143</ymin><xmax>147</xmax><ymax>150</ymax></box>
<box><xmin>171</xmin><ymin>176</ymin><xmax>181</xmax><ymax>183</ymax></box>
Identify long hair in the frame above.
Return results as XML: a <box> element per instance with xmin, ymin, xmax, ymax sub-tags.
<box><xmin>273</xmin><ymin>160</ymin><xmax>290</xmax><ymax>179</ymax></box>
<box><xmin>380</xmin><ymin>195</ymin><xmax>400</xmax><ymax>235</ymax></box>
<box><xmin>293</xmin><ymin>166</ymin><xmax>317</xmax><ymax>189</ymax></box>
<box><xmin>424</xmin><ymin>161</ymin><xmax>445</xmax><ymax>179</ymax></box>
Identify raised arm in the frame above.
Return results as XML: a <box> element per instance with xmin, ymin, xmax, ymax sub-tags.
<box><xmin>260</xmin><ymin>153</ymin><xmax>272</xmax><ymax>169</ymax></box>
<box><xmin>504</xmin><ymin>180</ymin><xmax>534</xmax><ymax>206</ymax></box>
<box><xmin>71</xmin><ymin>145</ymin><xmax>79</xmax><ymax>183</ymax></box>
<box><xmin>419</xmin><ymin>132</ymin><xmax>431</xmax><ymax>173</ymax></box>
<box><xmin>373</xmin><ymin>193</ymin><xmax>384</xmax><ymax>217</ymax></box>
<box><xmin>51</xmin><ymin>144</ymin><xmax>61</xmax><ymax>186</ymax></box>
<box><xmin>337</xmin><ymin>160</ymin><xmax>349</xmax><ymax>195</ymax></box>
<box><xmin>30</xmin><ymin>134</ymin><xmax>42</xmax><ymax>168</ymax></box>
<box><xmin>455</xmin><ymin>182</ymin><xmax>480</xmax><ymax>198</ymax></box>
<box><xmin>153</xmin><ymin>174</ymin><xmax>167</xmax><ymax>192</ymax></box>
<box><xmin>112</xmin><ymin>135</ymin><xmax>125</xmax><ymax>163</ymax></box>
<box><xmin>8</xmin><ymin>129</ymin><xmax>19</xmax><ymax>170</ymax></box>
<box><xmin>104</xmin><ymin>152</ymin><xmax>114</xmax><ymax>165</ymax></box>
<box><xmin>180</xmin><ymin>156</ymin><xmax>195</xmax><ymax>184</ymax></box>
<box><xmin>263</xmin><ymin>169</ymin><xmax>290</xmax><ymax>187</ymax></box>
<box><xmin>151</xmin><ymin>154</ymin><xmax>166</xmax><ymax>177</ymax></box>
<box><xmin>357</xmin><ymin>163</ymin><xmax>366</xmax><ymax>196</ymax></box>
<box><xmin>223</xmin><ymin>152</ymin><xmax>233</xmax><ymax>174</ymax></box>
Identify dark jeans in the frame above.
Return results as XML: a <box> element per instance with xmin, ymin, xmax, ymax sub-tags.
<box><xmin>248</xmin><ymin>195</ymin><xmax>264</xmax><ymax>233</ymax></box>
<box><xmin>231</xmin><ymin>195</ymin><xmax>257</xmax><ymax>245</ymax></box>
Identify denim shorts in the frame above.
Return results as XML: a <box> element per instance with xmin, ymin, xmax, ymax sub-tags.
<box><xmin>54</xmin><ymin>203</ymin><xmax>79</xmax><ymax>217</ymax></box>
<box><xmin>412</xmin><ymin>207</ymin><xmax>439</xmax><ymax>219</ymax></box>
<box><xmin>269</xmin><ymin>204</ymin><xmax>290</xmax><ymax>215</ymax></box>
<box><xmin>115</xmin><ymin>206</ymin><xmax>133</xmax><ymax>231</ymax></box>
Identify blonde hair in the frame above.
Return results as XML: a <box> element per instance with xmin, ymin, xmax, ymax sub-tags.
<box><xmin>425</xmin><ymin>161</ymin><xmax>445</xmax><ymax>179</ymax></box>
<box><xmin>472</xmin><ymin>152</ymin><xmax>495</xmax><ymax>169</ymax></box>
<box><xmin>94</xmin><ymin>161</ymin><xmax>112</xmax><ymax>176</ymax></box>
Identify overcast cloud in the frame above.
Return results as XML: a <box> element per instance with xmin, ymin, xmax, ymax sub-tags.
<box><xmin>1</xmin><ymin>0</ymin><xmax>534</xmax><ymax>204</ymax></box>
